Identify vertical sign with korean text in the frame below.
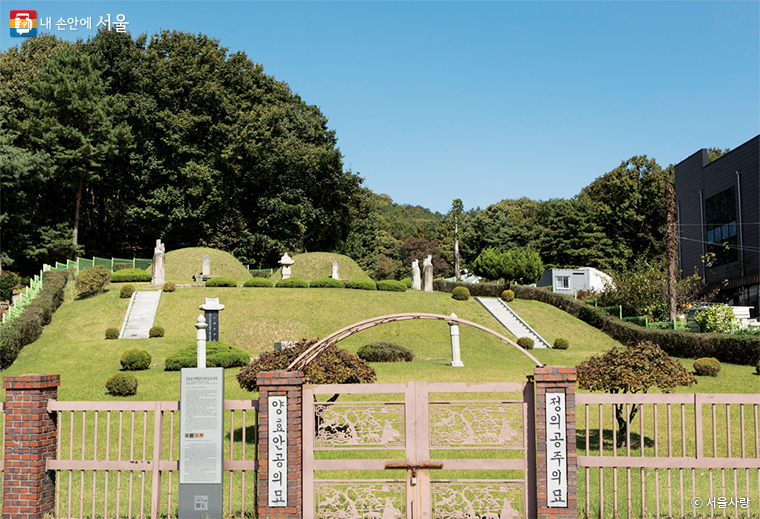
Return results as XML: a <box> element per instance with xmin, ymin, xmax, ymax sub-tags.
<box><xmin>546</xmin><ymin>391</ymin><xmax>567</xmax><ymax>507</ymax></box>
<box><xmin>268</xmin><ymin>396</ymin><xmax>288</xmax><ymax>506</ymax></box>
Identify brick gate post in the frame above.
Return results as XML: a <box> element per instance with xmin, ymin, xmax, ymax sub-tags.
<box><xmin>2</xmin><ymin>374</ymin><xmax>60</xmax><ymax>519</ymax></box>
<box><xmin>534</xmin><ymin>366</ymin><xmax>577</xmax><ymax>519</ymax></box>
<box><xmin>257</xmin><ymin>370</ymin><xmax>304</xmax><ymax>519</ymax></box>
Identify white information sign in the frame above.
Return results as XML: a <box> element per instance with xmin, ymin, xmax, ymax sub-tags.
<box><xmin>546</xmin><ymin>391</ymin><xmax>568</xmax><ymax>507</ymax></box>
<box><xmin>268</xmin><ymin>396</ymin><xmax>288</xmax><ymax>507</ymax></box>
<box><xmin>179</xmin><ymin>368</ymin><xmax>224</xmax><ymax>485</ymax></box>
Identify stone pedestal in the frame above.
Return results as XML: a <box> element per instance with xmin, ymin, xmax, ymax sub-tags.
<box><xmin>2</xmin><ymin>374</ymin><xmax>60</xmax><ymax>519</ymax></box>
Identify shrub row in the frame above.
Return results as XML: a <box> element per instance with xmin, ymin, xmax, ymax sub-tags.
<box><xmin>164</xmin><ymin>342</ymin><xmax>250</xmax><ymax>370</ymax></box>
<box><xmin>0</xmin><ymin>269</ymin><xmax>72</xmax><ymax>369</ymax></box>
<box><xmin>511</xmin><ymin>285</ymin><xmax>760</xmax><ymax>366</ymax></box>
<box><xmin>205</xmin><ymin>277</ymin><xmax>237</xmax><ymax>287</ymax></box>
<box><xmin>433</xmin><ymin>279</ymin><xmax>509</xmax><ymax>298</ymax></box>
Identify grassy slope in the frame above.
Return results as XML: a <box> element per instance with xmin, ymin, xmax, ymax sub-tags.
<box><xmin>269</xmin><ymin>252</ymin><xmax>371</xmax><ymax>282</ymax></box>
<box><xmin>154</xmin><ymin>247</ymin><xmax>253</xmax><ymax>284</ymax></box>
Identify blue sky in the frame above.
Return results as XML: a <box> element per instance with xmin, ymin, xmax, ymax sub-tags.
<box><xmin>3</xmin><ymin>1</ymin><xmax>759</xmax><ymax>214</ymax></box>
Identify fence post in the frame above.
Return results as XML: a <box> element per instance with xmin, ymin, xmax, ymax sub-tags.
<box><xmin>534</xmin><ymin>366</ymin><xmax>577</xmax><ymax>519</ymax></box>
<box><xmin>2</xmin><ymin>374</ymin><xmax>60</xmax><ymax>519</ymax></box>
<box><xmin>257</xmin><ymin>370</ymin><xmax>304</xmax><ymax>519</ymax></box>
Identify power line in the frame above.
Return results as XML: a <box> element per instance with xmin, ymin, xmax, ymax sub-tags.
<box><xmin>678</xmin><ymin>236</ymin><xmax>760</xmax><ymax>254</ymax></box>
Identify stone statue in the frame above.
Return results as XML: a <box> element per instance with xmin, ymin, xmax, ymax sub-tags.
<box><xmin>202</xmin><ymin>255</ymin><xmax>211</xmax><ymax>276</ymax></box>
<box><xmin>331</xmin><ymin>261</ymin><xmax>340</xmax><ymax>280</ymax></box>
<box><xmin>151</xmin><ymin>239</ymin><xmax>165</xmax><ymax>285</ymax></box>
<box><xmin>411</xmin><ymin>260</ymin><xmax>421</xmax><ymax>290</ymax></box>
<box><xmin>423</xmin><ymin>255</ymin><xmax>433</xmax><ymax>293</ymax></box>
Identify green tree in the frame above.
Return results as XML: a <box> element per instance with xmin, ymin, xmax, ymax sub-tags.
<box><xmin>471</xmin><ymin>247</ymin><xmax>504</xmax><ymax>281</ymax></box>
<box><xmin>501</xmin><ymin>248</ymin><xmax>543</xmax><ymax>285</ymax></box>
<box><xmin>15</xmin><ymin>44</ymin><xmax>133</xmax><ymax>250</ymax></box>
<box><xmin>577</xmin><ymin>341</ymin><xmax>696</xmax><ymax>447</ymax></box>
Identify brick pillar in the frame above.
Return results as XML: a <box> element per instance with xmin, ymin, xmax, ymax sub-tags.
<box><xmin>2</xmin><ymin>374</ymin><xmax>60</xmax><ymax>519</ymax></box>
<box><xmin>534</xmin><ymin>366</ymin><xmax>577</xmax><ymax>518</ymax></box>
<box><xmin>257</xmin><ymin>371</ymin><xmax>304</xmax><ymax>519</ymax></box>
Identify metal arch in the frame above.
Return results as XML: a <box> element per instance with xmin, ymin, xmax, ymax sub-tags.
<box><xmin>286</xmin><ymin>312</ymin><xmax>545</xmax><ymax>371</ymax></box>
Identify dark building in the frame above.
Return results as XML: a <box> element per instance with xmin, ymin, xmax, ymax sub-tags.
<box><xmin>674</xmin><ymin>135</ymin><xmax>759</xmax><ymax>317</ymax></box>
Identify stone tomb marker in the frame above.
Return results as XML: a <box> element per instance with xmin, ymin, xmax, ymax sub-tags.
<box><xmin>331</xmin><ymin>260</ymin><xmax>340</xmax><ymax>279</ymax></box>
<box><xmin>202</xmin><ymin>255</ymin><xmax>211</xmax><ymax>277</ymax></box>
<box><xmin>422</xmin><ymin>255</ymin><xmax>434</xmax><ymax>293</ymax></box>
<box><xmin>199</xmin><ymin>297</ymin><xmax>225</xmax><ymax>342</ymax></box>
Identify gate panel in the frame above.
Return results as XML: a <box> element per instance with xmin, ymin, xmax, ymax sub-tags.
<box><xmin>304</xmin><ymin>381</ymin><xmax>535</xmax><ymax>519</ymax></box>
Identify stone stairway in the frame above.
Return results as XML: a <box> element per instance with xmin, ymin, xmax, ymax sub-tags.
<box><xmin>475</xmin><ymin>297</ymin><xmax>552</xmax><ymax>348</ymax></box>
<box><xmin>119</xmin><ymin>291</ymin><xmax>162</xmax><ymax>339</ymax></box>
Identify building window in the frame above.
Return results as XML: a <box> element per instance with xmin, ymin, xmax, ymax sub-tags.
<box><xmin>705</xmin><ymin>187</ymin><xmax>738</xmax><ymax>265</ymax></box>
<box><xmin>556</xmin><ymin>276</ymin><xmax>570</xmax><ymax>289</ymax></box>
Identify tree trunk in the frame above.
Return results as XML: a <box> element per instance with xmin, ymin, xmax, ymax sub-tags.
<box><xmin>665</xmin><ymin>184</ymin><xmax>678</xmax><ymax>322</ymax></box>
<box><xmin>615</xmin><ymin>403</ymin><xmax>641</xmax><ymax>448</ymax></box>
<box><xmin>454</xmin><ymin>220</ymin><xmax>461</xmax><ymax>280</ymax></box>
<box><xmin>72</xmin><ymin>175</ymin><xmax>84</xmax><ymax>257</ymax></box>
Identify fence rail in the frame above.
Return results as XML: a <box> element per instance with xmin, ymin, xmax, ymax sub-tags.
<box><xmin>47</xmin><ymin>399</ymin><xmax>258</xmax><ymax>519</ymax></box>
<box><xmin>576</xmin><ymin>392</ymin><xmax>760</xmax><ymax>518</ymax></box>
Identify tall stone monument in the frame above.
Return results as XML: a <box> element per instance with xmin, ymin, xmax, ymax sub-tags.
<box><xmin>151</xmin><ymin>239</ymin><xmax>166</xmax><ymax>285</ymax></box>
<box><xmin>279</xmin><ymin>253</ymin><xmax>295</xmax><ymax>280</ymax></box>
<box><xmin>331</xmin><ymin>261</ymin><xmax>340</xmax><ymax>280</ymax></box>
<box><xmin>202</xmin><ymin>255</ymin><xmax>211</xmax><ymax>277</ymax></box>
<box><xmin>411</xmin><ymin>260</ymin><xmax>421</xmax><ymax>290</ymax></box>
<box><xmin>422</xmin><ymin>255</ymin><xmax>434</xmax><ymax>293</ymax></box>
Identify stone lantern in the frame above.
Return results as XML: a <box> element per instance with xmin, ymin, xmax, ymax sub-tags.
<box><xmin>279</xmin><ymin>253</ymin><xmax>295</xmax><ymax>280</ymax></box>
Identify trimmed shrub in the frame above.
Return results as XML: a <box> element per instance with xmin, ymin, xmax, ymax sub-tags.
<box><xmin>357</xmin><ymin>342</ymin><xmax>414</xmax><ymax>362</ymax></box>
<box><xmin>693</xmin><ymin>357</ymin><xmax>721</xmax><ymax>377</ymax></box>
<box><xmin>149</xmin><ymin>326</ymin><xmax>165</xmax><ymax>338</ymax></box>
<box><xmin>163</xmin><ymin>281</ymin><xmax>176</xmax><ymax>292</ymax></box>
<box><xmin>250</xmin><ymin>270</ymin><xmax>270</xmax><ymax>278</ymax></box>
<box><xmin>433</xmin><ymin>279</ymin><xmax>509</xmax><ymax>298</ymax></box>
<box><xmin>345</xmin><ymin>279</ymin><xmax>377</xmax><ymax>291</ymax></box>
<box><xmin>106</xmin><ymin>373</ymin><xmax>138</xmax><ymax>396</ymax></box>
<box><xmin>28</xmin><ymin>295</ymin><xmax>55</xmax><ymax>326</ymax></box>
<box><xmin>205</xmin><ymin>277</ymin><xmax>237</xmax><ymax>287</ymax></box>
<box><xmin>75</xmin><ymin>266</ymin><xmax>111</xmax><ymax>298</ymax></box>
<box><xmin>517</xmin><ymin>337</ymin><xmax>535</xmax><ymax>350</ymax></box>
<box><xmin>400</xmin><ymin>277</ymin><xmax>412</xmax><ymax>289</ymax></box>
<box><xmin>501</xmin><ymin>289</ymin><xmax>515</xmax><ymax>302</ymax></box>
<box><xmin>243</xmin><ymin>277</ymin><xmax>275</xmax><ymax>288</ymax></box>
<box><xmin>121</xmin><ymin>349</ymin><xmax>151</xmax><ymax>370</ymax></box>
<box><xmin>275</xmin><ymin>277</ymin><xmax>309</xmax><ymax>288</ymax></box>
<box><xmin>105</xmin><ymin>327</ymin><xmax>120</xmax><ymax>340</ymax></box>
<box><xmin>452</xmin><ymin>286</ymin><xmax>470</xmax><ymax>300</ymax></box>
<box><xmin>310</xmin><ymin>278</ymin><xmax>345</xmax><ymax>288</ymax></box>
<box><xmin>120</xmin><ymin>284</ymin><xmax>136</xmax><ymax>299</ymax></box>
<box><xmin>111</xmin><ymin>268</ymin><xmax>151</xmax><ymax>283</ymax></box>
<box><xmin>378</xmin><ymin>280</ymin><xmax>407</xmax><ymax>292</ymax></box>
<box><xmin>553</xmin><ymin>337</ymin><xmax>570</xmax><ymax>350</ymax></box>
<box><xmin>164</xmin><ymin>342</ymin><xmax>250</xmax><ymax>371</ymax></box>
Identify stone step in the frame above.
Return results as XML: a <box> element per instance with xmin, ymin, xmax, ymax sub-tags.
<box><xmin>119</xmin><ymin>290</ymin><xmax>162</xmax><ymax>339</ymax></box>
<box><xmin>474</xmin><ymin>297</ymin><xmax>552</xmax><ymax>349</ymax></box>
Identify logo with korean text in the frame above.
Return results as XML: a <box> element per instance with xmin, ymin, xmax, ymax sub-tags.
<box><xmin>11</xmin><ymin>10</ymin><xmax>37</xmax><ymax>37</ymax></box>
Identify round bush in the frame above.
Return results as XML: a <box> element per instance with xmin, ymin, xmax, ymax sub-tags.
<box><xmin>105</xmin><ymin>327</ymin><xmax>119</xmax><ymax>340</ymax></box>
<box><xmin>111</xmin><ymin>268</ymin><xmax>151</xmax><ymax>283</ymax></box>
<box><xmin>517</xmin><ymin>337</ymin><xmax>535</xmax><ymax>350</ymax></box>
<box><xmin>121</xmin><ymin>349</ymin><xmax>151</xmax><ymax>370</ymax></box>
<box><xmin>276</xmin><ymin>277</ymin><xmax>309</xmax><ymax>288</ymax></box>
<box><xmin>452</xmin><ymin>286</ymin><xmax>470</xmax><ymax>300</ymax></box>
<box><xmin>553</xmin><ymin>337</ymin><xmax>570</xmax><ymax>350</ymax></box>
<box><xmin>501</xmin><ymin>290</ymin><xmax>515</xmax><ymax>302</ymax></box>
<box><xmin>694</xmin><ymin>357</ymin><xmax>721</xmax><ymax>377</ymax></box>
<box><xmin>357</xmin><ymin>342</ymin><xmax>414</xmax><ymax>362</ymax></box>
<box><xmin>310</xmin><ymin>277</ymin><xmax>345</xmax><ymax>288</ymax></box>
<box><xmin>75</xmin><ymin>266</ymin><xmax>111</xmax><ymax>298</ymax></box>
<box><xmin>400</xmin><ymin>277</ymin><xmax>412</xmax><ymax>289</ymax></box>
<box><xmin>205</xmin><ymin>277</ymin><xmax>237</xmax><ymax>287</ymax></box>
<box><xmin>345</xmin><ymin>279</ymin><xmax>377</xmax><ymax>291</ymax></box>
<box><xmin>162</xmin><ymin>281</ymin><xmax>176</xmax><ymax>292</ymax></box>
<box><xmin>243</xmin><ymin>277</ymin><xmax>275</xmax><ymax>288</ymax></box>
<box><xmin>377</xmin><ymin>280</ymin><xmax>407</xmax><ymax>292</ymax></box>
<box><xmin>120</xmin><ymin>284</ymin><xmax>135</xmax><ymax>299</ymax></box>
<box><xmin>149</xmin><ymin>326</ymin><xmax>165</xmax><ymax>338</ymax></box>
<box><xmin>106</xmin><ymin>373</ymin><xmax>138</xmax><ymax>396</ymax></box>
<box><xmin>164</xmin><ymin>342</ymin><xmax>250</xmax><ymax>371</ymax></box>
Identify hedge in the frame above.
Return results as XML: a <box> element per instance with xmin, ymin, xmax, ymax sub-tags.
<box><xmin>511</xmin><ymin>285</ymin><xmax>759</xmax><ymax>366</ymax></box>
<box><xmin>111</xmin><ymin>268</ymin><xmax>151</xmax><ymax>283</ymax></box>
<box><xmin>164</xmin><ymin>342</ymin><xmax>250</xmax><ymax>370</ymax></box>
<box><xmin>243</xmin><ymin>277</ymin><xmax>275</xmax><ymax>288</ymax></box>
<box><xmin>377</xmin><ymin>280</ymin><xmax>407</xmax><ymax>292</ymax></box>
<box><xmin>433</xmin><ymin>279</ymin><xmax>509</xmax><ymax>298</ymax></box>
<box><xmin>345</xmin><ymin>279</ymin><xmax>377</xmax><ymax>291</ymax></box>
<box><xmin>310</xmin><ymin>278</ymin><xmax>345</xmax><ymax>288</ymax></box>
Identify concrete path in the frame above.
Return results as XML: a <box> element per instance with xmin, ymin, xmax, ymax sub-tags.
<box><xmin>475</xmin><ymin>297</ymin><xmax>552</xmax><ymax>348</ymax></box>
<box><xmin>119</xmin><ymin>290</ymin><xmax>162</xmax><ymax>339</ymax></box>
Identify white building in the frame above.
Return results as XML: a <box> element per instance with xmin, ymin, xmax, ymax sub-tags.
<box><xmin>536</xmin><ymin>267</ymin><xmax>612</xmax><ymax>295</ymax></box>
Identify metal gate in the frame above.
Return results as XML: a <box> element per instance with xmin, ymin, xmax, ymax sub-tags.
<box><xmin>303</xmin><ymin>381</ymin><xmax>536</xmax><ymax>518</ymax></box>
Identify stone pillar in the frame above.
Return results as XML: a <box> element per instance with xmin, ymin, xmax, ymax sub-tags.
<box><xmin>533</xmin><ymin>366</ymin><xmax>577</xmax><ymax>519</ymax></box>
<box><xmin>2</xmin><ymin>374</ymin><xmax>60</xmax><ymax>519</ymax></box>
<box><xmin>422</xmin><ymin>255</ymin><xmax>433</xmax><ymax>293</ymax></box>
<box><xmin>411</xmin><ymin>260</ymin><xmax>421</xmax><ymax>290</ymax></box>
<box><xmin>257</xmin><ymin>371</ymin><xmax>304</xmax><ymax>519</ymax></box>
<box><xmin>447</xmin><ymin>313</ymin><xmax>463</xmax><ymax>367</ymax></box>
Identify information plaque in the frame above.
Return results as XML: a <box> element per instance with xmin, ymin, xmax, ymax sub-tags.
<box><xmin>545</xmin><ymin>391</ymin><xmax>568</xmax><ymax>508</ymax></box>
<box><xmin>179</xmin><ymin>367</ymin><xmax>224</xmax><ymax>518</ymax></box>
<box><xmin>268</xmin><ymin>396</ymin><xmax>288</xmax><ymax>506</ymax></box>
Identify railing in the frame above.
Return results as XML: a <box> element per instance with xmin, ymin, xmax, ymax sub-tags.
<box><xmin>54</xmin><ymin>256</ymin><xmax>153</xmax><ymax>273</ymax></box>
<box><xmin>576</xmin><ymin>393</ymin><xmax>760</xmax><ymax>518</ymax></box>
<box><xmin>48</xmin><ymin>399</ymin><xmax>258</xmax><ymax>518</ymax></box>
